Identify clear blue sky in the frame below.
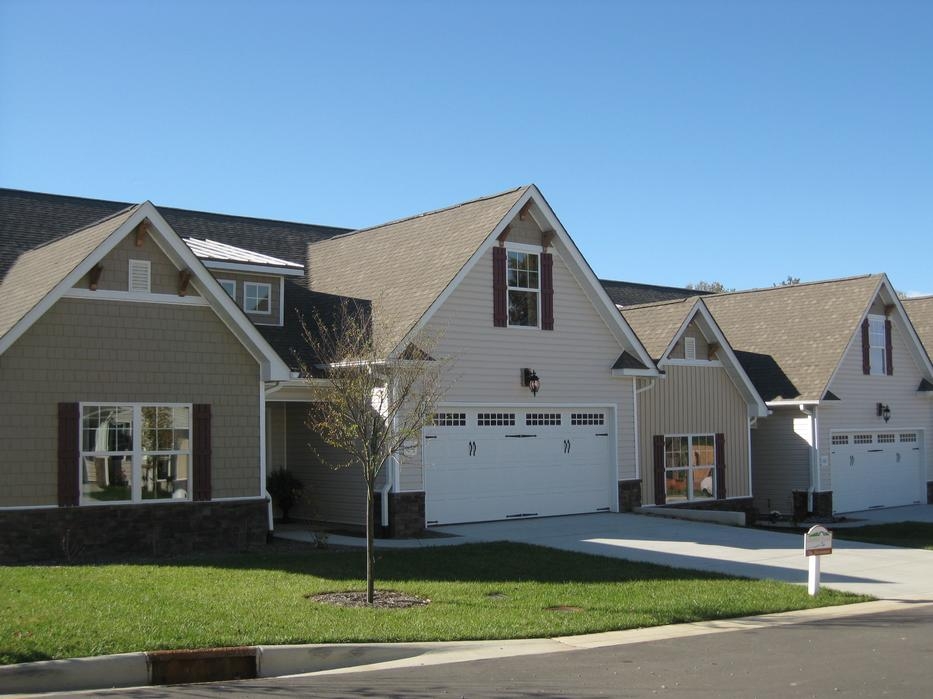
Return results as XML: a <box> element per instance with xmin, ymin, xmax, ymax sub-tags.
<box><xmin>2</xmin><ymin>0</ymin><xmax>931</xmax><ymax>294</ymax></box>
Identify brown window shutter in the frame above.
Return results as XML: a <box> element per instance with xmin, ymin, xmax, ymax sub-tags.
<box><xmin>653</xmin><ymin>435</ymin><xmax>666</xmax><ymax>506</ymax></box>
<box><xmin>193</xmin><ymin>403</ymin><xmax>212</xmax><ymax>501</ymax></box>
<box><xmin>57</xmin><ymin>402</ymin><xmax>80</xmax><ymax>506</ymax></box>
<box><xmin>885</xmin><ymin>319</ymin><xmax>894</xmax><ymax>375</ymax></box>
<box><xmin>861</xmin><ymin>318</ymin><xmax>870</xmax><ymax>374</ymax></box>
<box><xmin>541</xmin><ymin>252</ymin><xmax>554</xmax><ymax>330</ymax></box>
<box><xmin>715</xmin><ymin>433</ymin><xmax>726</xmax><ymax>500</ymax></box>
<box><xmin>492</xmin><ymin>246</ymin><xmax>507</xmax><ymax>327</ymax></box>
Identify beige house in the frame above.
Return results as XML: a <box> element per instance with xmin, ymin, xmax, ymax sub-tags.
<box><xmin>620</xmin><ymin>298</ymin><xmax>768</xmax><ymax>515</ymax></box>
<box><xmin>703</xmin><ymin>275</ymin><xmax>933</xmax><ymax>516</ymax></box>
<box><xmin>1</xmin><ymin>185</ymin><xmax>661</xmax><ymax>560</ymax></box>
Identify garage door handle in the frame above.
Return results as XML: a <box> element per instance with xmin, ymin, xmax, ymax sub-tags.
<box><xmin>868</xmin><ymin>449</ymin><xmax>883</xmax><ymax>453</ymax></box>
<box><xmin>595</xmin><ymin>433</ymin><xmax>608</xmax><ymax>437</ymax></box>
<box><xmin>468</xmin><ymin>441</ymin><xmax>476</xmax><ymax>456</ymax></box>
<box><xmin>505</xmin><ymin>434</ymin><xmax>537</xmax><ymax>438</ymax></box>
<box><xmin>563</xmin><ymin>439</ymin><xmax>571</xmax><ymax>454</ymax></box>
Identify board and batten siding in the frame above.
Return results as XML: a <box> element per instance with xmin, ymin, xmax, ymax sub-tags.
<box><xmin>0</xmin><ymin>298</ymin><xmax>261</xmax><ymax>506</ymax></box>
<box><xmin>637</xmin><ymin>363</ymin><xmax>750</xmax><ymax>504</ymax></box>
<box><xmin>820</xmin><ymin>319</ymin><xmax>932</xmax><ymax>489</ymax></box>
<box><xmin>750</xmin><ymin>407</ymin><xmax>813</xmax><ymax>514</ymax></box>
<box><xmin>265</xmin><ymin>402</ymin><xmax>372</xmax><ymax>525</ymax></box>
<box><xmin>408</xmin><ymin>246</ymin><xmax>637</xmax><ymax>494</ymax></box>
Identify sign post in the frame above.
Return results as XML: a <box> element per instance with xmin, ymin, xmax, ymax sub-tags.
<box><xmin>804</xmin><ymin>525</ymin><xmax>833</xmax><ymax>595</ymax></box>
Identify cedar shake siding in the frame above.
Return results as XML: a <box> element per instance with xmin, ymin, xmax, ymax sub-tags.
<box><xmin>0</xmin><ymin>298</ymin><xmax>261</xmax><ymax>507</ymax></box>
<box><xmin>73</xmin><ymin>231</ymin><xmax>200</xmax><ymax>296</ymax></box>
<box><xmin>637</xmin><ymin>364</ymin><xmax>751</xmax><ymax>505</ymax></box>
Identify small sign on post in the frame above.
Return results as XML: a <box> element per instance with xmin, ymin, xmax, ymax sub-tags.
<box><xmin>804</xmin><ymin>525</ymin><xmax>833</xmax><ymax>595</ymax></box>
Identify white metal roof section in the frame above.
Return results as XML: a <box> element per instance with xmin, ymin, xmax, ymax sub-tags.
<box><xmin>183</xmin><ymin>237</ymin><xmax>305</xmax><ymax>274</ymax></box>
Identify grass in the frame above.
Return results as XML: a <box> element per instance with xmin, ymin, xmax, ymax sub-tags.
<box><xmin>831</xmin><ymin>522</ymin><xmax>933</xmax><ymax>550</ymax></box>
<box><xmin>0</xmin><ymin>541</ymin><xmax>869</xmax><ymax>665</ymax></box>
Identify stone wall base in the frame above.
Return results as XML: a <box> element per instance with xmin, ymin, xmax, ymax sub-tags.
<box><xmin>0</xmin><ymin>499</ymin><xmax>269</xmax><ymax>564</ymax></box>
<box><xmin>617</xmin><ymin>480</ymin><xmax>642</xmax><ymax>512</ymax></box>
<box><xmin>656</xmin><ymin>497</ymin><xmax>756</xmax><ymax>522</ymax></box>
<box><xmin>812</xmin><ymin>490</ymin><xmax>833</xmax><ymax>518</ymax></box>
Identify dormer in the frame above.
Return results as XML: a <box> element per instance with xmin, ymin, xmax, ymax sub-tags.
<box><xmin>183</xmin><ymin>238</ymin><xmax>304</xmax><ymax>327</ymax></box>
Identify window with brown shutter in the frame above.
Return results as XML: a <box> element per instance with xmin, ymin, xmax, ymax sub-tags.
<box><xmin>861</xmin><ymin>318</ymin><xmax>870</xmax><ymax>375</ymax></box>
<box><xmin>492</xmin><ymin>246</ymin><xmax>507</xmax><ymax>327</ymax></box>
<box><xmin>885</xmin><ymin>319</ymin><xmax>894</xmax><ymax>375</ymax></box>
<box><xmin>653</xmin><ymin>435</ymin><xmax>666</xmax><ymax>506</ymax></box>
<box><xmin>541</xmin><ymin>252</ymin><xmax>554</xmax><ymax>331</ymax></box>
<box><xmin>193</xmin><ymin>403</ymin><xmax>212</xmax><ymax>501</ymax></box>
<box><xmin>58</xmin><ymin>403</ymin><xmax>80</xmax><ymax>506</ymax></box>
<box><xmin>715</xmin><ymin>433</ymin><xmax>726</xmax><ymax>500</ymax></box>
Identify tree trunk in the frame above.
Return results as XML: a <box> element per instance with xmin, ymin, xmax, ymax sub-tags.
<box><xmin>366</xmin><ymin>482</ymin><xmax>375</xmax><ymax>605</ymax></box>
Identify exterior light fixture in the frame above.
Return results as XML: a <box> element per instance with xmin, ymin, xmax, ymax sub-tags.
<box><xmin>877</xmin><ymin>403</ymin><xmax>891</xmax><ymax>423</ymax></box>
<box><xmin>522</xmin><ymin>368</ymin><xmax>541</xmax><ymax>397</ymax></box>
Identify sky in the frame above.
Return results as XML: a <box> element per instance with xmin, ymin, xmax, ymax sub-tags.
<box><xmin>1</xmin><ymin>0</ymin><xmax>931</xmax><ymax>295</ymax></box>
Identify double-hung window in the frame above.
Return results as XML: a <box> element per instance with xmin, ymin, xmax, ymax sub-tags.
<box><xmin>868</xmin><ymin>315</ymin><xmax>887</xmax><ymax>375</ymax></box>
<box><xmin>244</xmin><ymin>282</ymin><xmax>271</xmax><ymax>314</ymax></box>
<box><xmin>664</xmin><ymin>434</ymin><xmax>715</xmax><ymax>502</ymax></box>
<box><xmin>80</xmin><ymin>404</ymin><xmax>191</xmax><ymax>504</ymax></box>
<box><xmin>507</xmin><ymin>249</ymin><xmax>540</xmax><ymax>327</ymax></box>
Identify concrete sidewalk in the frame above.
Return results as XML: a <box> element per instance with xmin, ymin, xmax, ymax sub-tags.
<box><xmin>432</xmin><ymin>510</ymin><xmax>933</xmax><ymax>601</ymax></box>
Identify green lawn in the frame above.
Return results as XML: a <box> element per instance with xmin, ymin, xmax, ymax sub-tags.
<box><xmin>0</xmin><ymin>541</ymin><xmax>868</xmax><ymax>665</ymax></box>
<box><xmin>831</xmin><ymin>522</ymin><xmax>933</xmax><ymax>550</ymax></box>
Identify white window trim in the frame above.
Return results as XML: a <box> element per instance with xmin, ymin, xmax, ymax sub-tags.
<box><xmin>244</xmin><ymin>281</ymin><xmax>272</xmax><ymax>315</ymax></box>
<box><xmin>664</xmin><ymin>433</ymin><xmax>716</xmax><ymax>502</ymax></box>
<box><xmin>868</xmin><ymin>314</ymin><xmax>887</xmax><ymax>376</ymax></box>
<box><xmin>79</xmin><ymin>402</ymin><xmax>193</xmax><ymax>506</ymax></box>
<box><xmin>506</xmin><ymin>246</ymin><xmax>541</xmax><ymax>329</ymax></box>
<box><xmin>219</xmin><ymin>279</ymin><xmax>237</xmax><ymax>299</ymax></box>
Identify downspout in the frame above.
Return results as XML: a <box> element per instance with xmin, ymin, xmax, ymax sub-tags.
<box><xmin>260</xmin><ymin>379</ymin><xmax>273</xmax><ymax>532</ymax></box>
<box><xmin>799</xmin><ymin>404</ymin><xmax>819</xmax><ymax>511</ymax></box>
<box><xmin>380</xmin><ymin>380</ymin><xmax>395</xmax><ymax>529</ymax></box>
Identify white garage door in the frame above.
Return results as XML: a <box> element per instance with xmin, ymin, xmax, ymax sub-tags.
<box><xmin>830</xmin><ymin>431</ymin><xmax>923</xmax><ymax>513</ymax></box>
<box><xmin>423</xmin><ymin>407</ymin><xmax>613</xmax><ymax>525</ymax></box>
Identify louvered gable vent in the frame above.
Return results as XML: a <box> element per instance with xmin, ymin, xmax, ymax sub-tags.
<box><xmin>128</xmin><ymin>259</ymin><xmax>151</xmax><ymax>293</ymax></box>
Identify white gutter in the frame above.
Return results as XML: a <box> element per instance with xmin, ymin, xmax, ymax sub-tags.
<box><xmin>799</xmin><ymin>404</ymin><xmax>819</xmax><ymax>511</ymax></box>
<box><xmin>259</xmin><ymin>378</ymin><xmax>273</xmax><ymax>532</ymax></box>
<box><xmin>632</xmin><ymin>378</ymin><xmax>658</xmax><ymax>483</ymax></box>
<box><xmin>380</xmin><ymin>380</ymin><xmax>396</xmax><ymax>529</ymax></box>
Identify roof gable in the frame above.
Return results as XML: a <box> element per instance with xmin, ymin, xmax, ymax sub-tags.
<box><xmin>306</xmin><ymin>185</ymin><xmax>657</xmax><ymax>372</ymax></box>
<box><xmin>703</xmin><ymin>274</ymin><xmax>933</xmax><ymax>403</ymax></box>
<box><xmin>0</xmin><ymin>201</ymin><xmax>292</xmax><ymax>380</ymax></box>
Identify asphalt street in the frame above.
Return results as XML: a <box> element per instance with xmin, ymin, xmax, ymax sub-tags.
<box><xmin>76</xmin><ymin>602</ymin><xmax>933</xmax><ymax>699</ymax></box>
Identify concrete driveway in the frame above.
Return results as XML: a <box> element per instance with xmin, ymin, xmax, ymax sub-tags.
<box><xmin>433</xmin><ymin>510</ymin><xmax>933</xmax><ymax>601</ymax></box>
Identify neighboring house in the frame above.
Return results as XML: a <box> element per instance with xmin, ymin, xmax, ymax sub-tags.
<box><xmin>600</xmin><ymin>279</ymin><xmax>705</xmax><ymax>307</ymax></box>
<box><xmin>619</xmin><ymin>298</ymin><xmax>768</xmax><ymax>515</ymax></box>
<box><xmin>903</xmin><ymin>296</ymin><xmax>933</xmax><ymax>358</ymax></box>
<box><xmin>0</xmin><ymin>186</ymin><xmax>658</xmax><ymax>560</ymax></box>
<box><xmin>702</xmin><ymin>275</ymin><xmax>933</xmax><ymax>516</ymax></box>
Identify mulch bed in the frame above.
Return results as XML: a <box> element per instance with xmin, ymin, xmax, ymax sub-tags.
<box><xmin>307</xmin><ymin>590</ymin><xmax>431</xmax><ymax>608</ymax></box>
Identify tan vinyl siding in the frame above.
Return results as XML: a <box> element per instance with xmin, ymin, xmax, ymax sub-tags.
<box><xmin>637</xmin><ymin>364</ymin><xmax>750</xmax><ymax>504</ymax></box>
<box><xmin>214</xmin><ymin>272</ymin><xmax>282</xmax><ymax>326</ymax></box>
<box><xmin>751</xmin><ymin>407</ymin><xmax>813</xmax><ymax>514</ymax></box>
<box><xmin>669</xmin><ymin>322</ymin><xmax>711</xmax><ymax>360</ymax></box>
<box><xmin>417</xmin><ymin>247</ymin><xmax>637</xmax><ymax>493</ymax></box>
<box><xmin>821</xmin><ymin>319</ymin><xmax>932</xmax><ymax>488</ymax></box>
<box><xmin>0</xmin><ymin>298</ymin><xmax>259</xmax><ymax>506</ymax></box>
<box><xmin>73</xmin><ymin>232</ymin><xmax>196</xmax><ymax>296</ymax></box>
<box><xmin>505</xmin><ymin>217</ymin><xmax>546</xmax><ymax>246</ymax></box>
<box><xmin>266</xmin><ymin>402</ymin><xmax>367</xmax><ymax>525</ymax></box>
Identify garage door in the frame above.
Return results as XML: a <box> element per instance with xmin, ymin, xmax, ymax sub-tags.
<box><xmin>423</xmin><ymin>407</ymin><xmax>613</xmax><ymax>525</ymax></box>
<box><xmin>830</xmin><ymin>431</ymin><xmax>922</xmax><ymax>512</ymax></box>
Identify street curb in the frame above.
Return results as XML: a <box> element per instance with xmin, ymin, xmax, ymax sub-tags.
<box><xmin>2</xmin><ymin>599</ymin><xmax>928</xmax><ymax>696</ymax></box>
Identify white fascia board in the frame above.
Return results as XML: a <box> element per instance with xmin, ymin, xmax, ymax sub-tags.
<box><xmin>610</xmin><ymin>368</ymin><xmax>657</xmax><ymax>378</ymax></box>
<box><xmin>693</xmin><ymin>300</ymin><xmax>769</xmax><ymax>417</ymax></box>
<box><xmin>138</xmin><ymin>204</ymin><xmax>292</xmax><ymax>381</ymax></box>
<box><xmin>391</xmin><ymin>185</ymin><xmax>658</xmax><ymax>376</ymax></box>
<box><xmin>202</xmin><ymin>260</ymin><xmax>305</xmax><ymax>277</ymax></box>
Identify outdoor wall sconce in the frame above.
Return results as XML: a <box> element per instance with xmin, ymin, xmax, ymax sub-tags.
<box><xmin>522</xmin><ymin>368</ymin><xmax>541</xmax><ymax>397</ymax></box>
<box><xmin>877</xmin><ymin>403</ymin><xmax>891</xmax><ymax>423</ymax></box>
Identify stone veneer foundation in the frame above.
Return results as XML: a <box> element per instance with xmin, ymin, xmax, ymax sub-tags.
<box><xmin>0</xmin><ymin>499</ymin><xmax>268</xmax><ymax>564</ymax></box>
<box><xmin>617</xmin><ymin>480</ymin><xmax>642</xmax><ymax>511</ymax></box>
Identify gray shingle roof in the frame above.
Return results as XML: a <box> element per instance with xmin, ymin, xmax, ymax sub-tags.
<box><xmin>702</xmin><ymin>275</ymin><xmax>883</xmax><ymax>402</ymax></box>
<box><xmin>306</xmin><ymin>186</ymin><xmax>529</xmax><ymax>353</ymax></box>
<box><xmin>600</xmin><ymin>279</ymin><xmax>706</xmax><ymax>307</ymax></box>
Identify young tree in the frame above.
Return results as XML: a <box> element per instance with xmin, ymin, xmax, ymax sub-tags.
<box><xmin>773</xmin><ymin>275</ymin><xmax>801</xmax><ymax>287</ymax></box>
<box><xmin>298</xmin><ymin>300</ymin><xmax>447</xmax><ymax>604</ymax></box>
